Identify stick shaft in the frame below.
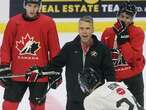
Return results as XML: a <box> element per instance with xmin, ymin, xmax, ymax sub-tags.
<box><xmin>0</xmin><ymin>74</ymin><xmax>25</xmax><ymax>79</ymax></box>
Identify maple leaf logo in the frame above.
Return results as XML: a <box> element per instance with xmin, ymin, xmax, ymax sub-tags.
<box><xmin>16</xmin><ymin>33</ymin><xmax>40</xmax><ymax>55</ymax></box>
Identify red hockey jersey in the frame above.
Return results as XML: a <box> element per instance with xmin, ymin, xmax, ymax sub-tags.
<box><xmin>101</xmin><ymin>24</ymin><xmax>145</xmax><ymax>81</ymax></box>
<box><xmin>0</xmin><ymin>14</ymin><xmax>60</xmax><ymax>82</ymax></box>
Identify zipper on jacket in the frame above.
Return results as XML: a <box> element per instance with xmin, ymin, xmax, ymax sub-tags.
<box><xmin>82</xmin><ymin>53</ymin><xmax>86</xmax><ymax>71</ymax></box>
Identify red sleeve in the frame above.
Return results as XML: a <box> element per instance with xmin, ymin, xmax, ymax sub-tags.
<box><xmin>0</xmin><ymin>19</ymin><xmax>17</xmax><ymax>65</ymax></box>
<box><xmin>101</xmin><ymin>28</ymin><xmax>108</xmax><ymax>44</ymax></box>
<box><xmin>101</xmin><ymin>28</ymin><xmax>109</xmax><ymax>45</ymax></box>
<box><xmin>119</xmin><ymin>27</ymin><xmax>145</xmax><ymax>66</ymax></box>
<box><xmin>47</xmin><ymin>18</ymin><xmax>60</xmax><ymax>60</ymax></box>
<box><xmin>101</xmin><ymin>28</ymin><xmax>115</xmax><ymax>49</ymax></box>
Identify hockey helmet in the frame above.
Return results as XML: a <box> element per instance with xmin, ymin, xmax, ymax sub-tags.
<box><xmin>24</xmin><ymin>0</ymin><xmax>41</xmax><ymax>6</ymax></box>
<box><xmin>78</xmin><ymin>68</ymin><xmax>102</xmax><ymax>94</ymax></box>
<box><xmin>117</xmin><ymin>2</ymin><xmax>137</xmax><ymax>17</ymax></box>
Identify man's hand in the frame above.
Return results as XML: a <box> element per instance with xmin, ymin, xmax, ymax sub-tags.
<box><xmin>0</xmin><ymin>64</ymin><xmax>12</xmax><ymax>88</ymax></box>
<box><xmin>25</xmin><ymin>66</ymin><xmax>43</xmax><ymax>82</ymax></box>
<box><xmin>113</xmin><ymin>20</ymin><xmax>130</xmax><ymax>45</ymax></box>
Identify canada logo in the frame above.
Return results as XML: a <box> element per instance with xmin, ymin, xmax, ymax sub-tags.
<box><xmin>16</xmin><ymin>33</ymin><xmax>40</xmax><ymax>55</ymax></box>
<box><xmin>116</xmin><ymin>88</ymin><xmax>125</xmax><ymax>95</ymax></box>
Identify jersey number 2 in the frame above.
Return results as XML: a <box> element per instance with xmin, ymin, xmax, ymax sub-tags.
<box><xmin>116</xmin><ymin>98</ymin><xmax>134</xmax><ymax>110</ymax></box>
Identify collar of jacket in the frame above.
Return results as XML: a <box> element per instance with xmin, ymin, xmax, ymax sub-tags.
<box><xmin>73</xmin><ymin>34</ymin><xmax>100</xmax><ymax>48</ymax></box>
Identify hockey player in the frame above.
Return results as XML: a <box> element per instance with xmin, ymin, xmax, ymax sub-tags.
<box><xmin>101</xmin><ymin>2</ymin><xmax>145</xmax><ymax>107</ymax></box>
<box><xmin>0</xmin><ymin>0</ymin><xmax>61</xmax><ymax>110</ymax></box>
<box><xmin>78</xmin><ymin>68</ymin><xmax>144</xmax><ymax>110</ymax></box>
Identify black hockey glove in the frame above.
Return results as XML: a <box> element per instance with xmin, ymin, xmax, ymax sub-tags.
<box><xmin>48</xmin><ymin>68</ymin><xmax>62</xmax><ymax>89</ymax></box>
<box><xmin>113</xmin><ymin>20</ymin><xmax>130</xmax><ymax>45</ymax></box>
<box><xmin>26</xmin><ymin>65</ymin><xmax>62</xmax><ymax>86</ymax></box>
<box><xmin>0</xmin><ymin>64</ymin><xmax>12</xmax><ymax>88</ymax></box>
<box><xmin>25</xmin><ymin>66</ymin><xmax>43</xmax><ymax>82</ymax></box>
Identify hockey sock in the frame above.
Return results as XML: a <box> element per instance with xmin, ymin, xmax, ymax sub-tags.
<box><xmin>2</xmin><ymin>100</ymin><xmax>19</xmax><ymax>110</ymax></box>
<box><xmin>30</xmin><ymin>102</ymin><xmax>45</xmax><ymax>110</ymax></box>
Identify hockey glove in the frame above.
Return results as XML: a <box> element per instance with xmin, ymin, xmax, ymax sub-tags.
<box><xmin>0</xmin><ymin>64</ymin><xmax>12</xmax><ymax>88</ymax></box>
<box><xmin>48</xmin><ymin>68</ymin><xmax>62</xmax><ymax>89</ymax></box>
<box><xmin>113</xmin><ymin>19</ymin><xmax>126</xmax><ymax>33</ymax></box>
<box><xmin>25</xmin><ymin>66</ymin><xmax>43</xmax><ymax>82</ymax></box>
<box><xmin>113</xmin><ymin>20</ymin><xmax>130</xmax><ymax>45</ymax></box>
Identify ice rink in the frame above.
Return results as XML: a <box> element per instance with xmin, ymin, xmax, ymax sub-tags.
<box><xmin>0</xmin><ymin>32</ymin><xmax>146</xmax><ymax>110</ymax></box>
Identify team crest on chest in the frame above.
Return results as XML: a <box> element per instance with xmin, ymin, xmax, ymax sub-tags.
<box><xmin>90</xmin><ymin>51</ymin><xmax>97</xmax><ymax>57</ymax></box>
<box><xmin>16</xmin><ymin>33</ymin><xmax>40</xmax><ymax>56</ymax></box>
<box><xmin>111</xmin><ymin>48</ymin><xmax>128</xmax><ymax>67</ymax></box>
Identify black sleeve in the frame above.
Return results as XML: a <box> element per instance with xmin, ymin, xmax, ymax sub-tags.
<box><xmin>100</xmin><ymin>45</ymin><xmax>115</xmax><ymax>81</ymax></box>
<box><xmin>42</xmin><ymin>43</ymin><xmax>69</xmax><ymax>72</ymax></box>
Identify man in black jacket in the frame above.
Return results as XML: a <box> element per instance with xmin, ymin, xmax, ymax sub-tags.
<box><xmin>27</xmin><ymin>16</ymin><xmax>115</xmax><ymax>110</ymax></box>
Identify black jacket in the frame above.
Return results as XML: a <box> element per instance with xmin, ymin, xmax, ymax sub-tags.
<box><xmin>45</xmin><ymin>34</ymin><xmax>115</xmax><ymax>102</ymax></box>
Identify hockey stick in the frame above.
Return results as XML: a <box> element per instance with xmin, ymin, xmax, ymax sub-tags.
<box><xmin>0</xmin><ymin>71</ymin><xmax>60</xmax><ymax>79</ymax></box>
<box><xmin>34</xmin><ymin>75</ymin><xmax>62</xmax><ymax>104</ymax></box>
<box><xmin>41</xmin><ymin>71</ymin><xmax>60</xmax><ymax>76</ymax></box>
<box><xmin>0</xmin><ymin>74</ymin><xmax>25</xmax><ymax>79</ymax></box>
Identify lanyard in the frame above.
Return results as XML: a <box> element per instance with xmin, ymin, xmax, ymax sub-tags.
<box><xmin>81</xmin><ymin>43</ymin><xmax>90</xmax><ymax>70</ymax></box>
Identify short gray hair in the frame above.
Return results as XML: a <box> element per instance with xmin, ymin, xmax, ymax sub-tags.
<box><xmin>79</xmin><ymin>16</ymin><xmax>93</xmax><ymax>25</ymax></box>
